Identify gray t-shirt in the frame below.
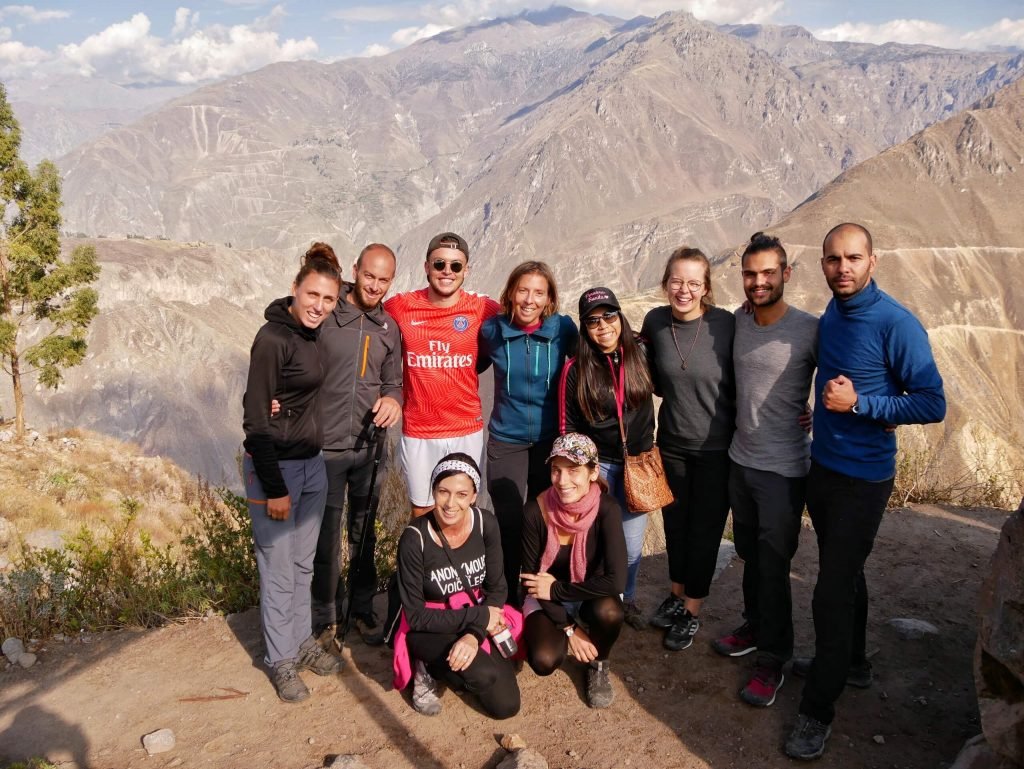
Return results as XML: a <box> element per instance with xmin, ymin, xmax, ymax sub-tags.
<box><xmin>641</xmin><ymin>305</ymin><xmax>735</xmax><ymax>451</ymax></box>
<box><xmin>729</xmin><ymin>305</ymin><xmax>819</xmax><ymax>478</ymax></box>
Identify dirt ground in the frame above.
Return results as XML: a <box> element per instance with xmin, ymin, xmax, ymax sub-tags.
<box><xmin>0</xmin><ymin>502</ymin><xmax>1008</xmax><ymax>769</ymax></box>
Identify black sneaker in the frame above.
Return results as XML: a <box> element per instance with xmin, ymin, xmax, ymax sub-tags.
<box><xmin>351</xmin><ymin>611</ymin><xmax>385</xmax><ymax>646</ymax></box>
<box><xmin>586</xmin><ymin>660</ymin><xmax>614</xmax><ymax>708</ymax></box>
<box><xmin>649</xmin><ymin>594</ymin><xmax>685</xmax><ymax>629</ymax></box>
<box><xmin>791</xmin><ymin>657</ymin><xmax>873</xmax><ymax>689</ymax></box>
<box><xmin>784</xmin><ymin>713</ymin><xmax>831</xmax><ymax>760</ymax></box>
<box><xmin>664</xmin><ymin>611</ymin><xmax>700</xmax><ymax>651</ymax></box>
<box><xmin>711</xmin><ymin>621</ymin><xmax>758</xmax><ymax>657</ymax></box>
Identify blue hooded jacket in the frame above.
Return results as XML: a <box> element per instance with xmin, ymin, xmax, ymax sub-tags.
<box><xmin>478</xmin><ymin>312</ymin><xmax>578</xmax><ymax>445</ymax></box>
<box><xmin>812</xmin><ymin>279</ymin><xmax>946</xmax><ymax>482</ymax></box>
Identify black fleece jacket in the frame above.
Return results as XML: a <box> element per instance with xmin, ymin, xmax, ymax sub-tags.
<box><xmin>242</xmin><ymin>297</ymin><xmax>325</xmax><ymax>498</ymax></box>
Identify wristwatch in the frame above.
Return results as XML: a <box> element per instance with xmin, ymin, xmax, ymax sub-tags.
<box><xmin>851</xmin><ymin>399</ymin><xmax>861</xmax><ymax>415</ymax></box>
<box><xmin>564</xmin><ymin>625</ymin><xmax>575</xmax><ymax>638</ymax></box>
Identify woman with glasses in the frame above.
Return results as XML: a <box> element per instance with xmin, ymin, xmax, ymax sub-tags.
<box><xmin>640</xmin><ymin>247</ymin><xmax>736</xmax><ymax>652</ymax></box>
<box><xmin>557</xmin><ymin>286</ymin><xmax>655</xmax><ymax>629</ymax></box>
<box><xmin>478</xmin><ymin>261</ymin><xmax>578</xmax><ymax>600</ymax></box>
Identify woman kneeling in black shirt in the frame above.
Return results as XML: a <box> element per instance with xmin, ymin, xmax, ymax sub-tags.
<box><xmin>521</xmin><ymin>433</ymin><xmax>627</xmax><ymax>708</ymax></box>
<box><xmin>394</xmin><ymin>453</ymin><xmax>521</xmax><ymax>719</ymax></box>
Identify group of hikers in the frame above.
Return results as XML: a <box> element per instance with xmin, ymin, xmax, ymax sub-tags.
<box><xmin>241</xmin><ymin>224</ymin><xmax>946</xmax><ymax>761</ymax></box>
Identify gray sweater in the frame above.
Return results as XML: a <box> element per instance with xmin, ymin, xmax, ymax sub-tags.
<box><xmin>729</xmin><ymin>306</ymin><xmax>819</xmax><ymax>478</ymax></box>
<box><xmin>640</xmin><ymin>305</ymin><xmax>735</xmax><ymax>452</ymax></box>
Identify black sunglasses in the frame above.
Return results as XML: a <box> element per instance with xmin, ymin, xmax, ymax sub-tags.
<box><xmin>431</xmin><ymin>259</ymin><xmax>465</xmax><ymax>273</ymax></box>
<box><xmin>583</xmin><ymin>310</ymin><xmax>620</xmax><ymax>328</ymax></box>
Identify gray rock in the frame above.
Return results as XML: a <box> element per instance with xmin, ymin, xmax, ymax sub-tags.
<box><xmin>142</xmin><ymin>728</ymin><xmax>176</xmax><ymax>755</ymax></box>
<box><xmin>0</xmin><ymin>429</ymin><xmax>12</xmax><ymax>442</ymax></box>
<box><xmin>496</xmin><ymin>749</ymin><xmax>549</xmax><ymax>769</ymax></box>
<box><xmin>27</xmin><ymin>430</ymin><xmax>39</xmax><ymax>443</ymax></box>
<box><xmin>713</xmin><ymin>540</ymin><xmax>737</xmax><ymax>581</ymax></box>
<box><xmin>886</xmin><ymin>618</ymin><xmax>939</xmax><ymax>640</ymax></box>
<box><xmin>2</xmin><ymin>637</ymin><xmax>25</xmax><ymax>663</ymax></box>
<box><xmin>329</xmin><ymin>757</ymin><xmax>370</xmax><ymax>769</ymax></box>
<box><xmin>17</xmin><ymin>652</ymin><xmax>37</xmax><ymax>668</ymax></box>
<box><xmin>24</xmin><ymin>529</ymin><xmax>64</xmax><ymax>551</ymax></box>
<box><xmin>947</xmin><ymin>734</ymin><xmax>1011</xmax><ymax>769</ymax></box>
<box><xmin>0</xmin><ymin>516</ymin><xmax>14</xmax><ymax>548</ymax></box>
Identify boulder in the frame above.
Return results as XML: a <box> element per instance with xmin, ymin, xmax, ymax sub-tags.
<box><xmin>974</xmin><ymin>498</ymin><xmax>1024</xmax><ymax>767</ymax></box>
<box><xmin>24</xmin><ymin>529</ymin><xmax>64</xmax><ymax>551</ymax></box>
<box><xmin>2</xmin><ymin>637</ymin><xmax>25</xmax><ymax>663</ymax></box>
<box><xmin>886</xmin><ymin>618</ymin><xmax>940</xmax><ymax>640</ymax></box>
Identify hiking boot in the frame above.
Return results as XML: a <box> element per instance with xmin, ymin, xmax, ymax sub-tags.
<box><xmin>784</xmin><ymin>713</ymin><xmax>832</xmax><ymax>760</ymax></box>
<box><xmin>711</xmin><ymin>621</ymin><xmax>758</xmax><ymax>657</ymax></box>
<box><xmin>352</xmin><ymin>611</ymin><xmax>385</xmax><ymax>646</ymax></box>
<box><xmin>622</xmin><ymin>600</ymin><xmax>646</xmax><ymax>631</ymax></box>
<box><xmin>412</xmin><ymin>660</ymin><xmax>442</xmax><ymax>716</ymax></box>
<box><xmin>664</xmin><ymin>611</ymin><xmax>700</xmax><ymax>651</ymax></box>
<box><xmin>649</xmin><ymin>593</ymin><xmax>685</xmax><ymax>629</ymax></box>
<box><xmin>791</xmin><ymin>657</ymin><xmax>873</xmax><ymax>689</ymax></box>
<box><xmin>586</xmin><ymin>660</ymin><xmax>614</xmax><ymax>708</ymax></box>
<box><xmin>314</xmin><ymin>623</ymin><xmax>339</xmax><ymax>652</ymax></box>
<box><xmin>740</xmin><ymin>664</ymin><xmax>784</xmax><ymax>707</ymax></box>
<box><xmin>272</xmin><ymin>661</ymin><xmax>310</xmax><ymax>703</ymax></box>
<box><xmin>297</xmin><ymin>635</ymin><xmax>344</xmax><ymax>676</ymax></box>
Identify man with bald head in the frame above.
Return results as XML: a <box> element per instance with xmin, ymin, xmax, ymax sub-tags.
<box><xmin>784</xmin><ymin>223</ymin><xmax>946</xmax><ymax>760</ymax></box>
<box><xmin>311</xmin><ymin>243</ymin><xmax>403</xmax><ymax>647</ymax></box>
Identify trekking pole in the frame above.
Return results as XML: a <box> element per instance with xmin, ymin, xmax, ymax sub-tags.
<box><xmin>339</xmin><ymin>425</ymin><xmax>386</xmax><ymax>644</ymax></box>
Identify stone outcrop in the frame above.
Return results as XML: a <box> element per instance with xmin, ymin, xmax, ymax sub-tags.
<box><xmin>974</xmin><ymin>498</ymin><xmax>1024</xmax><ymax>767</ymax></box>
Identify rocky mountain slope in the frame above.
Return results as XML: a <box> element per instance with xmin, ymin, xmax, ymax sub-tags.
<box><xmin>57</xmin><ymin>9</ymin><xmax>1022</xmax><ymax>300</ymax></box>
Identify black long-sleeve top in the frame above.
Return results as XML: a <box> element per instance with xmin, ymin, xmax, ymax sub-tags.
<box><xmin>520</xmin><ymin>493</ymin><xmax>627</xmax><ymax>626</ymax></box>
<box><xmin>397</xmin><ymin>507</ymin><xmax>507</xmax><ymax>642</ymax></box>
<box><xmin>242</xmin><ymin>297</ymin><xmax>325</xmax><ymax>498</ymax></box>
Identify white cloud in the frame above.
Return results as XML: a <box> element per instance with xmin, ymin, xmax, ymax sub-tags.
<box><xmin>816</xmin><ymin>17</ymin><xmax>1024</xmax><ymax>51</ymax></box>
<box><xmin>0</xmin><ymin>38</ymin><xmax>49</xmax><ymax>73</ymax></box>
<box><xmin>391</xmin><ymin>23</ymin><xmax>453</xmax><ymax>47</ymax></box>
<box><xmin>0</xmin><ymin>4</ymin><xmax>70</xmax><ymax>23</ymax></box>
<box><xmin>53</xmin><ymin>10</ymin><xmax>318</xmax><ymax>85</ymax></box>
<box><xmin>361</xmin><ymin>43</ymin><xmax>392</xmax><ymax>57</ymax></box>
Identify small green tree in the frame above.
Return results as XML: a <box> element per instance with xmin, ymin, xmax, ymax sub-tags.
<box><xmin>0</xmin><ymin>84</ymin><xmax>99</xmax><ymax>439</ymax></box>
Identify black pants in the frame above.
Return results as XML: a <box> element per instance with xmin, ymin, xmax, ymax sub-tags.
<box><xmin>525</xmin><ymin>596</ymin><xmax>623</xmax><ymax>675</ymax></box>
<box><xmin>486</xmin><ymin>435</ymin><xmax>554</xmax><ymax>601</ymax></box>
<box><xmin>310</xmin><ymin>445</ymin><xmax>384</xmax><ymax>629</ymax></box>
<box><xmin>406</xmin><ymin>631</ymin><xmax>521</xmax><ymax>719</ymax></box>
<box><xmin>729</xmin><ymin>461</ymin><xmax>806</xmax><ymax>665</ymax></box>
<box><xmin>660</xmin><ymin>447</ymin><xmax>731</xmax><ymax>600</ymax></box>
<box><xmin>799</xmin><ymin>461</ymin><xmax>893</xmax><ymax>725</ymax></box>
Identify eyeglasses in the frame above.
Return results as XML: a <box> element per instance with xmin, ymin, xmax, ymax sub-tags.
<box><xmin>583</xmin><ymin>311</ymin><xmax>620</xmax><ymax>328</ymax></box>
<box><xmin>667</xmin><ymin>279</ymin><xmax>705</xmax><ymax>293</ymax></box>
<box><xmin>431</xmin><ymin>259</ymin><xmax>465</xmax><ymax>273</ymax></box>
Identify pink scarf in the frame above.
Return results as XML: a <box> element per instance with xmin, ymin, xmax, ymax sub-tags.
<box><xmin>539</xmin><ymin>483</ymin><xmax>602</xmax><ymax>583</ymax></box>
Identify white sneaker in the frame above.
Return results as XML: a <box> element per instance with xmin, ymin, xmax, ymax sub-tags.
<box><xmin>412</xmin><ymin>660</ymin><xmax>442</xmax><ymax>716</ymax></box>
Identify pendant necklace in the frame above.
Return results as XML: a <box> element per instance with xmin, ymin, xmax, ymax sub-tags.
<box><xmin>670</xmin><ymin>311</ymin><xmax>703</xmax><ymax>370</ymax></box>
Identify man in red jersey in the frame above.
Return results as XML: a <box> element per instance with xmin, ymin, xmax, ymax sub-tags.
<box><xmin>385</xmin><ymin>232</ymin><xmax>500</xmax><ymax>516</ymax></box>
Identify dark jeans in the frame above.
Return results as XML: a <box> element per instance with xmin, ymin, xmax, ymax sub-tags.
<box><xmin>660</xmin><ymin>446</ymin><xmax>731</xmax><ymax>600</ymax></box>
<box><xmin>524</xmin><ymin>596</ymin><xmax>624</xmax><ymax>674</ymax></box>
<box><xmin>486</xmin><ymin>435</ymin><xmax>554</xmax><ymax>600</ymax></box>
<box><xmin>310</xmin><ymin>445</ymin><xmax>385</xmax><ymax>629</ymax></box>
<box><xmin>729</xmin><ymin>461</ymin><xmax>806</xmax><ymax>665</ymax></box>
<box><xmin>407</xmin><ymin>631</ymin><xmax>521</xmax><ymax>719</ymax></box>
<box><xmin>799</xmin><ymin>460</ymin><xmax>893</xmax><ymax>725</ymax></box>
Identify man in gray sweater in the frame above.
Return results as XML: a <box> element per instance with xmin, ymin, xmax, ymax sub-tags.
<box><xmin>711</xmin><ymin>232</ymin><xmax>818</xmax><ymax>709</ymax></box>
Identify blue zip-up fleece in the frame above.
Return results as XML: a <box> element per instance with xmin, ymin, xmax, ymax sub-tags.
<box><xmin>478</xmin><ymin>312</ymin><xmax>578</xmax><ymax>444</ymax></box>
<box><xmin>812</xmin><ymin>280</ymin><xmax>946</xmax><ymax>482</ymax></box>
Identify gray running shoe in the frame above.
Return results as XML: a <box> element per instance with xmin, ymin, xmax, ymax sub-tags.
<box><xmin>272</xmin><ymin>661</ymin><xmax>310</xmax><ymax>703</ymax></box>
<box><xmin>297</xmin><ymin>635</ymin><xmax>344</xmax><ymax>676</ymax></box>
<box><xmin>587</xmin><ymin>660</ymin><xmax>614</xmax><ymax>709</ymax></box>
<box><xmin>412</xmin><ymin>660</ymin><xmax>442</xmax><ymax>716</ymax></box>
<box><xmin>784</xmin><ymin>713</ymin><xmax>832</xmax><ymax>760</ymax></box>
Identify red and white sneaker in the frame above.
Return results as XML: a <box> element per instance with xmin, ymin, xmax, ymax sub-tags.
<box><xmin>740</xmin><ymin>664</ymin><xmax>784</xmax><ymax>707</ymax></box>
<box><xmin>711</xmin><ymin>621</ymin><xmax>758</xmax><ymax>657</ymax></box>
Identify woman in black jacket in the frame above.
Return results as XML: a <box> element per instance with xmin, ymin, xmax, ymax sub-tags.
<box><xmin>242</xmin><ymin>243</ymin><xmax>345</xmax><ymax>704</ymax></box>
<box><xmin>520</xmin><ymin>432</ymin><xmax>627</xmax><ymax>709</ymax></box>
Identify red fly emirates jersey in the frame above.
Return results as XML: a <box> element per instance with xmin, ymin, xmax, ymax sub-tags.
<box><xmin>385</xmin><ymin>288</ymin><xmax>500</xmax><ymax>438</ymax></box>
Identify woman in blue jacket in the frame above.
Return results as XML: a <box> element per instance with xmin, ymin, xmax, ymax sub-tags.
<box><xmin>478</xmin><ymin>261</ymin><xmax>577</xmax><ymax>596</ymax></box>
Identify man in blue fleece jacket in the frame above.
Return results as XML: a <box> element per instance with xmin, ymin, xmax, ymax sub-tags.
<box><xmin>785</xmin><ymin>223</ymin><xmax>946</xmax><ymax>761</ymax></box>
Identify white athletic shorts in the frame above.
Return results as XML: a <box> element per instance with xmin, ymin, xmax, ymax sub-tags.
<box><xmin>398</xmin><ymin>429</ymin><xmax>485</xmax><ymax>508</ymax></box>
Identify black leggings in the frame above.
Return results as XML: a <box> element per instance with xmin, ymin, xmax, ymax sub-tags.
<box><xmin>406</xmin><ymin>631</ymin><xmax>521</xmax><ymax>719</ymax></box>
<box><xmin>525</xmin><ymin>596</ymin><xmax>623</xmax><ymax>675</ymax></box>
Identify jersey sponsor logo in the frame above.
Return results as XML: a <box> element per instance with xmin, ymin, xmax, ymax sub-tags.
<box><xmin>410</xmin><ymin>319</ymin><xmax>427</xmax><ymax>326</ymax></box>
<box><xmin>453</xmin><ymin>315</ymin><xmax>469</xmax><ymax>332</ymax></box>
<box><xmin>406</xmin><ymin>340</ymin><xmax>474</xmax><ymax>369</ymax></box>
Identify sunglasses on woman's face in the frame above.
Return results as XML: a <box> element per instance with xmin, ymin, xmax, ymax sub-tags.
<box><xmin>583</xmin><ymin>310</ymin><xmax>620</xmax><ymax>329</ymax></box>
<box><xmin>431</xmin><ymin>259</ymin><xmax>465</xmax><ymax>273</ymax></box>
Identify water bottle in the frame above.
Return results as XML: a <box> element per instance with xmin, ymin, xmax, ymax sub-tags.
<box><xmin>490</xmin><ymin>624</ymin><xmax>518</xmax><ymax>659</ymax></box>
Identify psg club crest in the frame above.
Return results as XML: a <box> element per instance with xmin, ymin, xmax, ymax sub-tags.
<box><xmin>453</xmin><ymin>315</ymin><xmax>470</xmax><ymax>332</ymax></box>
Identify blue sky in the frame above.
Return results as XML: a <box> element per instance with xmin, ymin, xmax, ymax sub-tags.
<box><xmin>1</xmin><ymin>1</ymin><xmax>1022</xmax><ymax>85</ymax></box>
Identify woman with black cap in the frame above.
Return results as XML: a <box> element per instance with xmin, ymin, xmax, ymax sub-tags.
<box><xmin>556</xmin><ymin>286</ymin><xmax>655</xmax><ymax>629</ymax></box>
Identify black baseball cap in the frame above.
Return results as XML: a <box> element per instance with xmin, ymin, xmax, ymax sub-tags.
<box><xmin>426</xmin><ymin>232</ymin><xmax>469</xmax><ymax>260</ymax></box>
<box><xmin>578</xmin><ymin>286</ymin><xmax>621</xmax><ymax>318</ymax></box>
